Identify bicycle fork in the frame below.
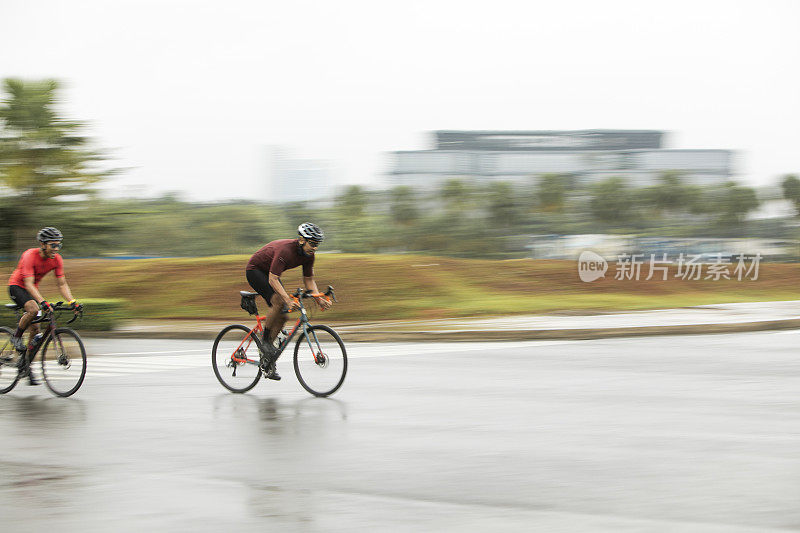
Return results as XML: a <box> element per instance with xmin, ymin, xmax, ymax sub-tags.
<box><xmin>300</xmin><ymin>325</ymin><xmax>326</xmax><ymax>366</ymax></box>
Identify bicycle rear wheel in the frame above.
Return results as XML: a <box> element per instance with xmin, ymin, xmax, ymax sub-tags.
<box><xmin>293</xmin><ymin>325</ymin><xmax>347</xmax><ymax>397</ymax></box>
<box><xmin>0</xmin><ymin>327</ymin><xmax>21</xmax><ymax>394</ymax></box>
<box><xmin>212</xmin><ymin>325</ymin><xmax>263</xmax><ymax>393</ymax></box>
<box><xmin>41</xmin><ymin>328</ymin><xmax>87</xmax><ymax>397</ymax></box>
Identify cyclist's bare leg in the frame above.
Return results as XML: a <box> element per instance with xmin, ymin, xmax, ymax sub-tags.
<box><xmin>259</xmin><ymin>294</ymin><xmax>287</xmax><ymax>380</ymax></box>
<box><xmin>14</xmin><ymin>301</ymin><xmax>40</xmax><ymax>381</ymax></box>
<box><xmin>15</xmin><ymin>300</ymin><xmax>39</xmax><ymax>339</ymax></box>
<box><xmin>265</xmin><ymin>293</ymin><xmax>288</xmax><ymax>346</ymax></box>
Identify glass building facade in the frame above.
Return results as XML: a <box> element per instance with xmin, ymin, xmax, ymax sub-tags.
<box><xmin>388</xmin><ymin>130</ymin><xmax>733</xmax><ymax>188</ymax></box>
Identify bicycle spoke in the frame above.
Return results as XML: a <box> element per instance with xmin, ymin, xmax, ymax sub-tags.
<box><xmin>294</xmin><ymin>325</ymin><xmax>347</xmax><ymax>397</ymax></box>
<box><xmin>212</xmin><ymin>325</ymin><xmax>262</xmax><ymax>393</ymax></box>
<box><xmin>41</xmin><ymin>329</ymin><xmax>86</xmax><ymax>397</ymax></box>
<box><xmin>0</xmin><ymin>328</ymin><xmax>21</xmax><ymax>393</ymax></box>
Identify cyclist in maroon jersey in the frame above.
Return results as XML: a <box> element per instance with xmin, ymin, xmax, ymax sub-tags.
<box><xmin>245</xmin><ymin>222</ymin><xmax>332</xmax><ymax>380</ymax></box>
<box><xmin>7</xmin><ymin>227</ymin><xmax>81</xmax><ymax>385</ymax></box>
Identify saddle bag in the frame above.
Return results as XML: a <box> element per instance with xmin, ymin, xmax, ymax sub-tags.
<box><xmin>241</xmin><ymin>293</ymin><xmax>258</xmax><ymax>315</ymax></box>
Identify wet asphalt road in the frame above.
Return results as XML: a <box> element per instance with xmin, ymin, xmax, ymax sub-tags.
<box><xmin>1</xmin><ymin>331</ymin><xmax>799</xmax><ymax>532</ymax></box>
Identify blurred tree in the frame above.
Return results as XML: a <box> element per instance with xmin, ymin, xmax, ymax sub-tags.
<box><xmin>644</xmin><ymin>171</ymin><xmax>691</xmax><ymax>213</ymax></box>
<box><xmin>718</xmin><ymin>182</ymin><xmax>759</xmax><ymax>226</ymax></box>
<box><xmin>0</xmin><ymin>198</ymin><xmax>13</xmax><ymax>258</ymax></box>
<box><xmin>283</xmin><ymin>201</ymin><xmax>317</xmax><ymax>229</ymax></box>
<box><xmin>337</xmin><ymin>185</ymin><xmax>368</xmax><ymax>219</ymax></box>
<box><xmin>0</xmin><ymin>78</ymin><xmax>115</xmax><ymax>253</ymax></box>
<box><xmin>332</xmin><ymin>185</ymin><xmax>379</xmax><ymax>253</ymax></box>
<box><xmin>781</xmin><ymin>174</ymin><xmax>800</xmax><ymax>216</ymax></box>
<box><xmin>537</xmin><ymin>173</ymin><xmax>568</xmax><ymax>212</ymax></box>
<box><xmin>389</xmin><ymin>185</ymin><xmax>419</xmax><ymax>226</ymax></box>
<box><xmin>439</xmin><ymin>178</ymin><xmax>474</xmax><ymax>214</ymax></box>
<box><xmin>684</xmin><ymin>185</ymin><xmax>708</xmax><ymax>215</ymax></box>
<box><xmin>486</xmin><ymin>181</ymin><xmax>522</xmax><ymax>229</ymax></box>
<box><xmin>51</xmin><ymin>200</ymin><xmax>126</xmax><ymax>256</ymax></box>
<box><xmin>195</xmin><ymin>204</ymin><xmax>270</xmax><ymax>255</ymax></box>
<box><xmin>589</xmin><ymin>177</ymin><xmax>635</xmax><ymax>224</ymax></box>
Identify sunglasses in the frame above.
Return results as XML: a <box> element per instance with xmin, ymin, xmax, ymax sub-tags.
<box><xmin>46</xmin><ymin>241</ymin><xmax>62</xmax><ymax>250</ymax></box>
<box><xmin>305</xmin><ymin>240</ymin><xmax>320</xmax><ymax>248</ymax></box>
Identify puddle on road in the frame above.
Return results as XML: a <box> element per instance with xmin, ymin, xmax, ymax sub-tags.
<box><xmin>0</xmin><ymin>395</ymin><xmax>87</xmax><ymax>425</ymax></box>
<box><xmin>0</xmin><ymin>460</ymin><xmax>79</xmax><ymax>485</ymax></box>
<box><xmin>0</xmin><ymin>460</ymin><xmax>84</xmax><ymax>524</ymax></box>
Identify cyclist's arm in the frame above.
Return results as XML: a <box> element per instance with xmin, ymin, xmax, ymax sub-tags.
<box><xmin>55</xmin><ymin>276</ymin><xmax>74</xmax><ymax>303</ymax></box>
<box><xmin>22</xmin><ymin>276</ymin><xmax>46</xmax><ymax>305</ymax></box>
<box><xmin>268</xmin><ymin>272</ymin><xmax>294</xmax><ymax>305</ymax></box>
<box><xmin>304</xmin><ymin>276</ymin><xmax>332</xmax><ymax>309</ymax></box>
<box><xmin>303</xmin><ymin>276</ymin><xmax>319</xmax><ymax>293</ymax></box>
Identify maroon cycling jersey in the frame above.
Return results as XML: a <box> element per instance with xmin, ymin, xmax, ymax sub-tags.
<box><xmin>8</xmin><ymin>248</ymin><xmax>65</xmax><ymax>288</ymax></box>
<box><xmin>246</xmin><ymin>239</ymin><xmax>314</xmax><ymax>277</ymax></box>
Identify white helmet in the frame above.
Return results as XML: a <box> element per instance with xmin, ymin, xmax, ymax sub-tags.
<box><xmin>297</xmin><ymin>222</ymin><xmax>324</xmax><ymax>242</ymax></box>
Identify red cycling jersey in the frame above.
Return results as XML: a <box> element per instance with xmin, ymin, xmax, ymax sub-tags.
<box><xmin>8</xmin><ymin>248</ymin><xmax>65</xmax><ymax>288</ymax></box>
<box><xmin>246</xmin><ymin>239</ymin><xmax>314</xmax><ymax>277</ymax></box>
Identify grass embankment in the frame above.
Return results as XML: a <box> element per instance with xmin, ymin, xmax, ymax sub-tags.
<box><xmin>3</xmin><ymin>254</ymin><xmax>799</xmax><ymax>322</ymax></box>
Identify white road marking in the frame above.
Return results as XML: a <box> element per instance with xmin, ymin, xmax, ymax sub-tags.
<box><xmin>77</xmin><ymin>339</ymin><xmax>587</xmax><ymax>378</ymax></box>
<box><xmin>91</xmin><ymin>349</ymin><xmax>209</xmax><ymax>356</ymax></box>
<box><xmin>343</xmin><ymin>340</ymin><xmax>583</xmax><ymax>358</ymax></box>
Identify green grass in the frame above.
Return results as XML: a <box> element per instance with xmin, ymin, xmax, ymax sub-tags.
<box><xmin>2</xmin><ymin>254</ymin><xmax>798</xmax><ymax>322</ymax></box>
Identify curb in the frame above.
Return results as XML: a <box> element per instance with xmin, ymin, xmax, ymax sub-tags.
<box><xmin>80</xmin><ymin>318</ymin><xmax>800</xmax><ymax>342</ymax></box>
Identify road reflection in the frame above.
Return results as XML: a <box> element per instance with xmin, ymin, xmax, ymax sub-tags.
<box><xmin>212</xmin><ymin>394</ymin><xmax>348</xmax><ymax>424</ymax></box>
<box><xmin>0</xmin><ymin>395</ymin><xmax>87</xmax><ymax>425</ymax></box>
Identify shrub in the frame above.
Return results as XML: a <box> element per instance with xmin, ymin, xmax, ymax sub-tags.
<box><xmin>0</xmin><ymin>298</ymin><xmax>128</xmax><ymax>331</ymax></box>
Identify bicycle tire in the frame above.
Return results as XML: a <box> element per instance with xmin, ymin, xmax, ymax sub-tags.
<box><xmin>293</xmin><ymin>325</ymin><xmax>347</xmax><ymax>397</ymax></box>
<box><xmin>0</xmin><ymin>326</ymin><xmax>21</xmax><ymax>394</ymax></box>
<box><xmin>40</xmin><ymin>327</ymin><xmax>87</xmax><ymax>397</ymax></box>
<box><xmin>212</xmin><ymin>324</ymin><xmax>263</xmax><ymax>393</ymax></box>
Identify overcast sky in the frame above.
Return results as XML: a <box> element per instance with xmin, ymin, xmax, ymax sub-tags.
<box><xmin>3</xmin><ymin>0</ymin><xmax>799</xmax><ymax>201</ymax></box>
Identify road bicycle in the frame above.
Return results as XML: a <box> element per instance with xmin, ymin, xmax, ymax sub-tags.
<box><xmin>212</xmin><ymin>286</ymin><xmax>347</xmax><ymax>397</ymax></box>
<box><xmin>0</xmin><ymin>302</ymin><xmax>86</xmax><ymax>397</ymax></box>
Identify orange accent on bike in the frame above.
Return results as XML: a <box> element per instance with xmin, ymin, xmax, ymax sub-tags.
<box><xmin>309</xmin><ymin>293</ymin><xmax>331</xmax><ymax>310</ymax></box>
<box><xmin>230</xmin><ymin>331</ymin><xmax>255</xmax><ymax>363</ymax></box>
<box><xmin>284</xmin><ymin>297</ymin><xmax>301</xmax><ymax>313</ymax></box>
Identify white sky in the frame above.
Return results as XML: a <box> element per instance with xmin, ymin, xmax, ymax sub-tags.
<box><xmin>2</xmin><ymin>0</ymin><xmax>799</xmax><ymax>201</ymax></box>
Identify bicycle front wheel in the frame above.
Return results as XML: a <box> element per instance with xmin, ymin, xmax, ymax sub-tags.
<box><xmin>41</xmin><ymin>328</ymin><xmax>87</xmax><ymax>397</ymax></box>
<box><xmin>293</xmin><ymin>325</ymin><xmax>347</xmax><ymax>397</ymax></box>
<box><xmin>0</xmin><ymin>326</ymin><xmax>21</xmax><ymax>394</ymax></box>
<box><xmin>212</xmin><ymin>325</ymin><xmax>263</xmax><ymax>393</ymax></box>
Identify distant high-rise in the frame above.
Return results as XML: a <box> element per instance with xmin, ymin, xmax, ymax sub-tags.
<box><xmin>387</xmin><ymin>130</ymin><xmax>734</xmax><ymax>188</ymax></box>
<box><xmin>267</xmin><ymin>147</ymin><xmax>337</xmax><ymax>202</ymax></box>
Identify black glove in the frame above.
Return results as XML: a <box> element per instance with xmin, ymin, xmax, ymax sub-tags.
<box><xmin>40</xmin><ymin>300</ymin><xmax>53</xmax><ymax>312</ymax></box>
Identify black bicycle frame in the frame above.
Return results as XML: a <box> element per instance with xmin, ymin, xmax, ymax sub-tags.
<box><xmin>275</xmin><ymin>295</ymin><xmax>325</xmax><ymax>363</ymax></box>
<box><xmin>15</xmin><ymin>304</ymin><xmax>79</xmax><ymax>362</ymax></box>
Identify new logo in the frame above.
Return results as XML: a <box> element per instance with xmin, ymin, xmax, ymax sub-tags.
<box><xmin>578</xmin><ymin>251</ymin><xmax>608</xmax><ymax>282</ymax></box>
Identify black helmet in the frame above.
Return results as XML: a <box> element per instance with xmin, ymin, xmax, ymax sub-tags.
<box><xmin>297</xmin><ymin>222</ymin><xmax>324</xmax><ymax>242</ymax></box>
<box><xmin>37</xmin><ymin>227</ymin><xmax>63</xmax><ymax>242</ymax></box>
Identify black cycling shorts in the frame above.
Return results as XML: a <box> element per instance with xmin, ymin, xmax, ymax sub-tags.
<box><xmin>8</xmin><ymin>285</ymin><xmax>34</xmax><ymax>308</ymax></box>
<box><xmin>246</xmin><ymin>269</ymin><xmax>281</xmax><ymax>307</ymax></box>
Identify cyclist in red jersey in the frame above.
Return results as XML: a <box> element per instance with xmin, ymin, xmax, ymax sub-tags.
<box><xmin>7</xmin><ymin>227</ymin><xmax>80</xmax><ymax>385</ymax></box>
<box><xmin>245</xmin><ymin>222</ymin><xmax>332</xmax><ymax>380</ymax></box>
